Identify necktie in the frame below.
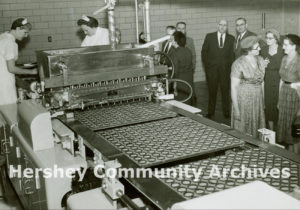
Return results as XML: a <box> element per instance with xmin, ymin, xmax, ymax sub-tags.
<box><xmin>236</xmin><ymin>35</ymin><xmax>241</xmax><ymax>49</ymax></box>
<box><xmin>162</xmin><ymin>42</ymin><xmax>170</xmax><ymax>64</ymax></box>
<box><xmin>164</xmin><ymin>42</ymin><xmax>170</xmax><ymax>53</ymax></box>
<box><xmin>219</xmin><ymin>34</ymin><xmax>223</xmax><ymax>48</ymax></box>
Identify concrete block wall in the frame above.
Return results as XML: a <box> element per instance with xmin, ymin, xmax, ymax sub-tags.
<box><xmin>0</xmin><ymin>0</ymin><xmax>299</xmax><ymax>81</ymax></box>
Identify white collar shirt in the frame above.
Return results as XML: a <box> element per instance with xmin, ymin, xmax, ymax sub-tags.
<box><xmin>163</xmin><ymin>41</ymin><xmax>172</xmax><ymax>53</ymax></box>
<box><xmin>217</xmin><ymin>32</ymin><xmax>225</xmax><ymax>47</ymax></box>
<box><xmin>238</xmin><ymin>31</ymin><xmax>247</xmax><ymax>40</ymax></box>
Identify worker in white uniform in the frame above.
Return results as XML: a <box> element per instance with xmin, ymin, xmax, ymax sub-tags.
<box><xmin>0</xmin><ymin>18</ymin><xmax>37</xmax><ymax>105</ymax></box>
<box><xmin>77</xmin><ymin>15</ymin><xmax>110</xmax><ymax>47</ymax></box>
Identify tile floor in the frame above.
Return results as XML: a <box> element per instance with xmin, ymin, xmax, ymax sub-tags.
<box><xmin>192</xmin><ymin>81</ymin><xmax>231</xmax><ymax>126</ymax></box>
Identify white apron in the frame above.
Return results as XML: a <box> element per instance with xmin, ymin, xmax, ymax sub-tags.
<box><xmin>0</xmin><ymin>32</ymin><xmax>18</xmax><ymax>105</ymax></box>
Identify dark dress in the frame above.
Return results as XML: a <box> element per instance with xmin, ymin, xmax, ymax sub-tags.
<box><xmin>260</xmin><ymin>46</ymin><xmax>284</xmax><ymax>123</ymax></box>
<box><xmin>169</xmin><ymin>46</ymin><xmax>196</xmax><ymax>105</ymax></box>
<box><xmin>277</xmin><ymin>54</ymin><xmax>300</xmax><ymax>144</ymax></box>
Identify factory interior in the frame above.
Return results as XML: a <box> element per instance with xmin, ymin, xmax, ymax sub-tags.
<box><xmin>0</xmin><ymin>0</ymin><xmax>300</xmax><ymax>209</ymax></box>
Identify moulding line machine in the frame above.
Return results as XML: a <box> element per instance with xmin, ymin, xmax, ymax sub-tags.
<box><xmin>0</xmin><ymin>44</ymin><xmax>299</xmax><ymax>210</ymax></box>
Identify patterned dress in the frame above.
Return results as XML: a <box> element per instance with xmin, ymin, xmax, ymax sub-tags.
<box><xmin>260</xmin><ymin>46</ymin><xmax>284</xmax><ymax>123</ymax></box>
<box><xmin>277</xmin><ymin>54</ymin><xmax>300</xmax><ymax>144</ymax></box>
<box><xmin>231</xmin><ymin>55</ymin><xmax>266</xmax><ymax>138</ymax></box>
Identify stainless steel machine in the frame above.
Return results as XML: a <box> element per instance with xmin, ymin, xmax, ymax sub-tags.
<box><xmin>1</xmin><ymin>44</ymin><xmax>300</xmax><ymax>209</ymax></box>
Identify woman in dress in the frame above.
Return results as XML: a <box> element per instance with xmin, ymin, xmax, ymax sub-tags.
<box><xmin>277</xmin><ymin>34</ymin><xmax>300</xmax><ymax>145</ymax></box>
<box><xmin>77</xmin><ymin>15</ymin><xmax>109</xmax><ymax>47</ymax></box>
<box><xmin>260</xmin><ymin>29</ymin><xmax>284</xmax><ymax>130</ymax></box>
<box><xmin>169</xmin><ymin>31</ymin><xmax>196</xmax><ymax>105</ymax></box>
<box><xmin>0</xmin><ymin>18</ymin><xmax>37</xmax><ymax>105</ymax></box>
<box><xmin>231</xmin><ymin>36</ymin><xmax>269</xmax><ymax>138</ymax></box>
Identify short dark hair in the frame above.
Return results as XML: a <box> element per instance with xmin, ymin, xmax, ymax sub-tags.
<box><xmin>176</xmin><ymin>22</ymin><xmax>186</xmax><ymax>27</ymax></box>
<box><xmin>173</xmin><ymin>31</ymin><xmax>186</xmax><ymax>47</ymax></box>
<box><xmin>284</xmin><ymin>34</ymin><xmax>300</xmax><ymax>51</ymax></box>
<box><xmin>236</xmin><ymin>17</ymin><xmax>247</xmax><ymax>24</ymax></box>
<box><xmin>77</xmin><ymin>16</ymin><xmax>98</xmax><ymax>28</ymax></box>
<box><xmin>166</xmin><ymin>25</ymin><xmax>176</xmax><ymax>30</ymax></box>
<box><xmin>11</xmin><ymin>18</ymin><xmax>32</xmax><ymax>30</ymax></box>
<box><xmin>285</xmin><ymin>34</ymin><xmax>300</xmax><ymax>46</ymax></box>
<box><xmin>139</xmin><ymin>32</ymin><xmax>146</xmax><ymax>44</ymax></box>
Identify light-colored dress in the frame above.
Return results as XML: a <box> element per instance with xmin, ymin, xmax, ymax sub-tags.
<box><xmin>81</xmin><ymin>27</ymin><xmax>110</xmax><ymax>47</ymax></box>
<box><xmin>277</xmin><ymin>54</ymin><xmax>300</xmax><ymax>144</ymax></box>
<box><xmin>0</xmin><ymin>32</ymin><xmax>18</xmax><ymax>105</ymax></box>
<box><xmin>231</xmin><ymin>55</ymin><xmax>266</xmax><ymax>138</ymax></box>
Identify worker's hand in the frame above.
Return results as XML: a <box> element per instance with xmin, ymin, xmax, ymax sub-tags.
<box><xmin>173</xmin><ymin>82</ymin><xmax>177</xmax><ymax>96</ymax></box>
<box><xmin>262</xmin><ymin>58</ymin><xmax>270</xmax><ymax>69</ymax></box>
<box><xmin>291</xmin><ymin>82</ymin><xmax>300</xmax><ymax>98</ymax></box>
<box><xmin>174</xmin><ymin>89</ymin><xmax>178</xmax><ymax>97</ymax></box>
<box><xmin>28</xmin><ymin>68</ymin><xmax>38</xmax><ymax>75</ymax></box>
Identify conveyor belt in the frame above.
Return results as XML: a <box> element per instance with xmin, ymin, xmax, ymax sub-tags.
<box><xmin>97</xmin><ymin>117</ymin><xmax>243</xmax><ymax>167</ymax></box>
<box><xmin>157</xmin><ymin>148</ymin><xmax>300</xmax><ymax>199</ymax></box>
<box><xmin>74</xmin><ymin>101</ymin><xmax>177</xmax><ymax>131</ymax></box>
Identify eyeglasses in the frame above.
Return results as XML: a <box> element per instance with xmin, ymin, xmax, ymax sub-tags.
<box><xmin>252</xmin><ymin>45</ymin><xmax>260</xmax><ymax>50</ymax></box>
<box><xmin>265</xmin><ymin>37</ymin><xmax>275</xmax><ymax>40</ymax></box>
<box><xmin>236</xmin><ymin>23</ymin><xmax>245</xmax><ymax>27</ymax></box>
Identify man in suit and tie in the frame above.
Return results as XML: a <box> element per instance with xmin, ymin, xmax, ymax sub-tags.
<box><xmin>234</xmin><ymin>17</ymin><xmax>256</xmax><ymax>58</ymax></box>
<box><xmin>160</xmin><ymin>25</ymin><xmax>176</xmax><ymax>65</ymax></box>
<box><xmin>176</xmin><ymin>21</ymin><xmax>197</xmax><ymax>106</ymax></box>
<box><xmin>176</xmin><ymin>22</ymin><xmax>196</xmax><ymax>73</ymax></box>
<box><xmin>201</xmin><ymin>19</ymin><xmax>235</xmax><ymax>119</ymax></box>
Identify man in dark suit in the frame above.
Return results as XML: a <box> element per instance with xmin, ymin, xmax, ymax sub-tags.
<box><xmin>176</xmin><ymin>22</ymin><xmax>196</xmax><ymax>73</ymax></box>
<box><xmin>160</xmin><ymin>25</ymin><xmax>176</xmax><ymax>65</ymax></box>
<box><xmin>201</xmin><ymin>19</ymin><xmax>235</xmax><ymax>119</ymax></box>
<box><xmin>234</xmin><ymin>17</ymin><xmax>256</xmax><ymax>59</ymax></box>
<box><xmin>176</xmin><ymin>21</ymin><xmax>197</xmax><ymax>106</ymax></box>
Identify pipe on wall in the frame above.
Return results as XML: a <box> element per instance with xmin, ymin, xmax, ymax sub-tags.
<box><xmin>139</xmin><ymin>3</ymin><xmax>146</xmax><ymax>41</ymax></box>
<box><xmin>262</xmin><ymin>12</ymin><xmax>266</xmax><ymax>30</ymax></box>
<box><xmin>93</xmin><ymin>0</ymin><xmax>116</xmax><ymax>49</ymax></box>
<box><xmin>135</xmin><ymin>0</ymin><xmax>139</xmax><ymax>43</ymax></box>
<box><xmin>144</xmin><ymin>0</ymin><xmax>151</xmax><ymax>42</ymax></box>
<box><xmin>108</xmin><ymin>8</ymin><xmax>116</xmax><ymax>49</ymax></box>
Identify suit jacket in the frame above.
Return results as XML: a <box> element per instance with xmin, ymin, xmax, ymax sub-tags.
<box><xmin>201</xmin><ymin>32</ymin><xmax>235</xmax><ymax>71</ymax></box>
<box><xmin>169</xmin><ymin>47</ymin><xmax>195</xmax><ymax>104</ymax></box>
<box><xmin>234</xmin><ymin>30</ymin><xmax>256</xmax><ymax>59</ymax></box>
<box><xmin>161</xmin><ymin>40</ymin><xmax>169</xmax><ymax>52</ymax></box>
<box><xmin>169</xmin><ymin>47</ymin><xmax>193</xmax><ymax>76</ymax></box>
<box><xmin>160</xmin><ymin>40</ymin><xmax>175</xmax><ymax>65</ymax></box>
<box><xmin>186</xmin><ymin>36</ymin><xmax>196</xmax><ymax>72</ymax></box>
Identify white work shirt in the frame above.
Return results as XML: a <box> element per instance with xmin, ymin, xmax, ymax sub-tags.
<box><xmin>0</xmin><ymin>32</ymin><xmax>18</xmax><ymax>105</ymax></box>
<box><xmin>81</xmin><ymin>27</ymin><xmax>110</xmax><ymax>47</ymax></box>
